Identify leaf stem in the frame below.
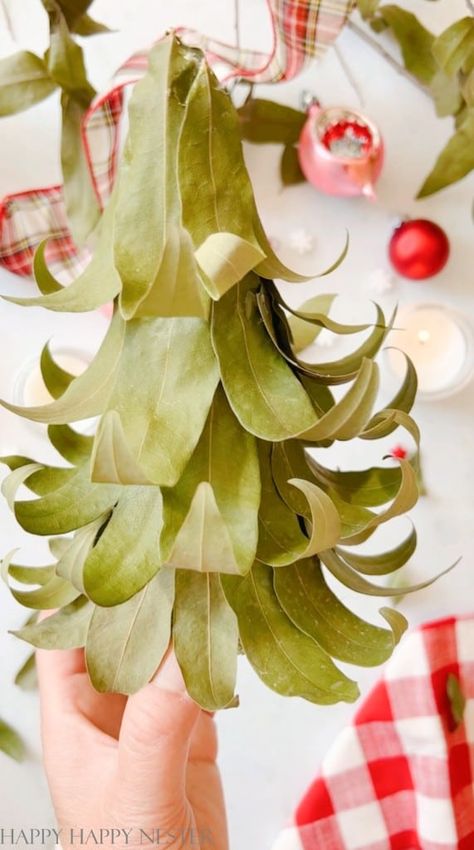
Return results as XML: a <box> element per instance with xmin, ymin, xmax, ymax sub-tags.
<box><xmin>346</xmin><ymin>19</ymin><xmax>429</xmax><ymax>98</ymax></box>
<box><xmin>466</xmin><ymin>0</ymin><xmax>474</xmax><ymax>14</ymax></box>
<box><xmin>334</xmin><ymin>43</ymin><xmax>365</xmax><ymax>106</ymax></box>
<box><xmin>0</xmin><ymin>0</ymin><xmax>15</xmax><ymax>40</ymax></box>
<box><xmin>234</xmin><ymin>0</ymin><xmax>241</xmax><ymax>51</ymax></box>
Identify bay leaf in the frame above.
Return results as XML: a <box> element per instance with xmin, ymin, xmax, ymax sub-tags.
<box><xmin>223</xmin><ymin>564</ymin><xmax>359</xmax><ymax>704</ymax></box>
<box><xmin>0</xmin><ymin>51</ymin><xmax>57</xmax><ymax>116</ymax></box>
<box><xmin>83</xmin><ymin>487</ymin><xmax>163</xmax><ymax>605</ymax></box>
<box><xmin>12</xmin><ymin>596</ymin><xmax>92</xmax><ymax>649</ymax></box>
<box><xmin>274</xmin><ymin>557</ymin><xmax>408</xmax><ymax>665</ymax></box>
<box><xmin>173</xmin><ymin>570</ymin><xmax>238</xmax><ymax>710</ymax></box>
<box><xmin>211</xmin><ymin>275</ymin><xmax>317</xmax><ymax>439</ymax></box>
<box><xmin>86</xmin><ymin>568</ymin><xmax>175</xmax><ymax>694</ymax></box>
<box><xmin>163</xmin><ymin>385</ymin><xmax>260</xmax><ymax>575</ymax></box>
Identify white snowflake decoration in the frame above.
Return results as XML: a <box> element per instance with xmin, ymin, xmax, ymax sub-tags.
<box><xmin>367</xmin><ymin>267</ymin><xmax>394</xmax><ymax>294</ymax></box>
<box><xmin>288</xmin><ymin>228</ymin><xmax>314</xmax><ymax>255</ymax></box>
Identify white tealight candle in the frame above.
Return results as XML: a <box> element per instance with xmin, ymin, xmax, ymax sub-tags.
<box><xmin>20</xmin><ymin>352</ymin><xmax>89</xmax><ymax>407</ymax></box>
<box><xmin>387</xmin><ymin>304</ymin><xmax>473</xmax><ymax>399</ymax></box>
<box><xmin>12</xmin><ymin>347</ymin><xmax>95</xmax><ymax>432</ymax></box>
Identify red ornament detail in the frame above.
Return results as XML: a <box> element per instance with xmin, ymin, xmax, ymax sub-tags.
<box><xmin>321</xmin><ymin>120</ymin><xmax>373</xmax><ymax>159</ymax></box>
<box><xmin>390</xmin><ymin>445</ymin><xmax>408</xmax><ymax>460</ymax></box>
<box><xmin>388</xmin><ymin>219</ymin><xmax>450</xmax><ymax>280</ymax></box>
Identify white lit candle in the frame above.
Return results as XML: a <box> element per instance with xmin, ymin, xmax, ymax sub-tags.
<box><xmin>12</xmin><ymin>347</ymin><xmax>95</xmax><ymax>433</ymax></box>
<box><xmin>387</xmin><ymin>304</ymin><xmax>473</xmax><ymax>399</ymax></box>
<box><xmin>18</xmin><ymin>352</ymin><xmax>89</xmax><ymax>407</ymax></box>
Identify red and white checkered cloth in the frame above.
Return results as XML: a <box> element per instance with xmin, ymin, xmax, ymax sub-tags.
<box><xmin>0</xmin><ymin>0</ymin><xmax>354</xmax><ymax>281</ymax></box>
<box><xmin>271</xmin><ymin>615</ymin><xmax>474</xmax><ymax>850</ymax></box>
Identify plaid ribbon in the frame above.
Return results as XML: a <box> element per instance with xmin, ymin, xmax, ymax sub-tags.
<box><xmin>271</xmin><ymin>615</ymin><xmax>474</xmax><ymax>850</ymax></box>
<box><xmin>0</xmin><ymin>0</ymin><xmax>354</xmax><ymax>281</ymax></box>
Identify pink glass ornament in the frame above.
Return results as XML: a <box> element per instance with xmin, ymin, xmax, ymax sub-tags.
<box><xmin>298</xmin><ymin>103</ymin><xmax>384</xmax><ymax>199</ymax></box>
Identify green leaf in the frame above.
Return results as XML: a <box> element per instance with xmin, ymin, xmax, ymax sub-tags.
<box><xmin>337</xmin><ymin>525</ymin><xmax>417</xmax><ymax>575</ymax></box>
<box><xmin>40</xmin><ymin>343</ymin><xmax>75</xmax><ymax>399</ymax></box>
<box><xmin>91</xmin><ymin>317</ymin><xmax>219</xmax><ymax>487</ymax></box>
<box><xmin>83</xmin><ymin>487</ymin><xmax>163</xmax><ymax>606</ymax></box>
<box><xmin>73</xmin><ymin>14</ymin><xmax>112</xmax><ymax>36</ymax></box>
<box><xmin>55</xmin><ymin>518</ymin><xmax>105</xmax><ymax>591</ymax></box>
<box><xmin>299</xmin><ymin>359</ymin><xmax>380</xmax><ymax>442</ymax></box>
<box><xmin>274</xmin><ymin>557</ymin><xmax>407</xmax><ymax>666</ymax></box>
<box><xmin>379</xmin><ymin>5</ymin><xmax>437</xmax><ymax>84</ymax></box>
<box><xmin>47</xmin><ymin>0</ymin><xmax>93</xmax><ymax>28</ymax></box>
<box><xmin>48</xmin><ymin>424</ymin><xmax>92</xmax><ymax>464</ymax></box>
<box><xmin>173</xmin><ymin>571</ymin><xmax>238</xmax><ymax>710</ymax></box>
<box><xmin>0</xmin><ymin>51</ymin><xmax>57</xmax><ymax>116</ymax></box>
<box><xmin>254</xmin><ymin>215</ymin><xmax>348</xmax><ymax>281</ymax></box>
<box><xmin>223</xmin><ymin>564</ymin><xmax>359</xmax><ymax>704</ymax></box>
<box><xmin>114</xmin><ymin>38</ymin><xmax>205</xmax><ymax>318</ymax></box>
<box><xmin>280</xmin><ymin>144</ymin><xmax>306</xmax><ymax>186</ymax></box>
<box><xmin>14</xmin><ymin>460</ymin><xmax>120</xmax><ymax>536</ymax></box>
<box><xmin>417</xmin><ymin>110</ymin><xmax>474</xmax><ymax>196</ymax></box>
<box><xmin>288</xmin><ymin>295</ymin><xmax>336</xmax><ymax>352</ymax></box>
<box><xmin>211</xmin><ymin>275</ymin><xmax>317</xmax><ymax>439</ymax></box>
<box><xmin>430</xmin><ymin>70</ymin><xmax>463</xmax><ymax>118</ymax></box>
<box><xmin>45</xmin><ymin>1</ymin><xmax>95</xmax><ymax>105</ymax></box>
<box><xmin>433</xmin><ymin>18</ymin><xmax>474</xmax><ymax>77</ymax></box>
<box><xmin>447</xmin><ymin>672</ymin><xmax>466</xmax><ymax>728</ymax></box>
<box><xmin>261</xmin><ymin>292</ymin><xmax>392</xmax><ymax>386</ymax></box>
<box><xmin>462</xmin><ymin>69</ymin><xmax>474</xmax><ymax>106</ymax></box>
<box><xmin>86</xmin><ymin>568</ymin><xmax>175</xmax><ymax>694</ymax></box>
<box><xmin>307</xmin><ymin>456</ymin><xmax>402</xmax><ymax>508</ymax></box>
<box><xmin>2</xmin><ymin>550</ymin><xmax>79</xmax><ymax>609</ymax></box>
<box><xmin>180</xmin><ymin>60</ymin><xmax>263</xmax><ymax>249</ymax></box>
<box><xmin>0</xmin><ymin>310</ymin><xmax>125</xmax><ymax>424</ymax></box>
<box><xmin>238</xmin><ymin>98</ymin><xmax>306</xmax><ymax>145</ymax></box>
<box><xmin>12</xmin><ymin>597</ymin><xmax>92</xmax><ymax>648</ymax></box>
<box><xmin>60</xmin><ymin>93</ymin><xmax>102</xmax><ymax>246</ymax></box>
<box><xmin>195</xmin><ymin>233</ymin><xmax>265</xmax><ymax>298</ymax></box>
<box><xmin>320</xmin><ymin>547</ymin><xmax>456</xmax><ymax>597</ymax></box>
<box><xmin>162</xmin><ymin>386</ymin><xmax>260</xmax><ymax>575</ymax></box>
<box><xmin>14</xmin><ymin>653</ymin><xmax>38</xmax><ymax>691</ymax></box>
<box><xmin>3</xmin><ymin>198</ymin><xmax>121</xmax><ymax>311</ymax></box>
<box><xmin>0</xmin><ymin>718</ymin><xmax>25</xmax><ymax>762</ymax></box>
<box><xmin>358</xmin><ymin>0</ymin><xmax>381</xmax><ymax>19</ymax></box>
<box><xmin>256</xmin><ymin>440</ymin><xmax>315</xmax><ymax>567</ymax></box>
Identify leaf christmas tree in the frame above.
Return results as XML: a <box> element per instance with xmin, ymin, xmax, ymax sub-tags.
<box><xmin>1</xmin><ymin>35</ymin><xmax>427</xmax><ymax>710</ymax></box>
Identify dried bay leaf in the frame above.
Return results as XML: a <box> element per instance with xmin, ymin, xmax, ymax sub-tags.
<box><xmin>174</xmin><ymin>571</ymin><xmax>238</xmax><ymax>710</ymax></box>
<box><xmin>86</xmin><ymin>568</ymin><xmax>175</xmax><ymax>694</ymax></box>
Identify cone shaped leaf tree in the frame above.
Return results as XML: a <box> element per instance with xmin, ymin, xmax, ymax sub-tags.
<box><xmin>2</xmin><ymin>35</ymin><xmax>428</xmax><ymax>710</ymax></box>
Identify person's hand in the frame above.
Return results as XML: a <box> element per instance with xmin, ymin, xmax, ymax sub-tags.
<box><xmin>36</xmin><ymin>631</ymin><xmax>228</xmax><ymax>850</ymax></box>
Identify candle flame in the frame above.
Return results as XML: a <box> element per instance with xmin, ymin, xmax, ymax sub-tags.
<box><xmin>418</xmin><ymin>329</ymin><xmax>431</xmax><ymax>344</ymax></box>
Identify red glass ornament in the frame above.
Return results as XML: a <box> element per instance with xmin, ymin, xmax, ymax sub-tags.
<box><xmin>388</xmin><ymin>219</ymin><xmax>450</xmax><ymax>280</ymax></box>
<box><xmin>298</xmin><ymin>104</ymin><xmax>384</xmax><ymax>199</ymax></box>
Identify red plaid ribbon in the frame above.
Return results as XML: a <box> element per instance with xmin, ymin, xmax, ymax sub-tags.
<box><xmin>0</xmin><ymin>0</ymin><xmax>354</xmax><ymax>281</ymax></box>
<box><xmin>271</xmin><ymin>616</ymin><xmax>474</xmax><ymax>850</ymax></box>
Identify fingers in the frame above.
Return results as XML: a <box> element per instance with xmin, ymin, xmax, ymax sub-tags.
<box><xmin>36</xmin><ymin>610</ymin><xmax>86</xmax><ymax>708</ymax></box>
<box><xmin>117</xmin><ymin>651</ymin><xmax>200</xmax><ymax>816</ymax></box>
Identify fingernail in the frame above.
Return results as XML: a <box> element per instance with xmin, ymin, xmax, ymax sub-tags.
<box><xmin>152</xmin><ymin>651</ymin><xmax>186</xmax><ymax>695</ymax></box>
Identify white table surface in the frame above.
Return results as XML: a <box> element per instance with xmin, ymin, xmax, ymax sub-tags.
<box><xmin>0</xmin><ymin>2</ymin><xmax>473</xmax><ymax>848</ymax></box>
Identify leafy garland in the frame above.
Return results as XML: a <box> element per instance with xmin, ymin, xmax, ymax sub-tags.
<box><xmin>0</xmin><ymin>35</ymin><xmax>446</xmax><ymax>713</ymax></box>
<box><xmin>0</xmin><ymin>0</ymin><xmax>110</xmax><ymax>244</ymax></box>
<box><xmin>240</xmin><ymin>3</ymin><xmax>474</xmax><ymax>198</ymax></box>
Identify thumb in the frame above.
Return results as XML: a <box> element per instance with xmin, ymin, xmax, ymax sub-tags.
<box><xmin>116</xmin><ymin>651</ymin><xmax>200</xmax><ymax>817</ymax></box>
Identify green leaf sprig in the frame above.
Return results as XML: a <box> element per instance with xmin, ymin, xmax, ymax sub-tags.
<box><xmin>0</xmin><ymin>0</ymin><xmax>111</xmax><ymax>243</ymax></box>
<box><xmin>356</xmin><ymin>2</ymin><xmax>474</xmax><ymax>196</ymax></box>
<box><xmin>1</xmin><ymin>35</ymin><xmax>446</xmax><ymax>712</ymax></box>
<box><xmin>239</xmin><ymin>6</ymin><xmax>474</xmax><ymax>197</ymax></box>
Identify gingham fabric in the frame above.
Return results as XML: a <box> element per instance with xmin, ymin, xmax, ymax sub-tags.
<box><xmin>0</xmin><ymin>0</ymin><xmax>354</xmax><ymax>280</ymax></box>
<box><xmin>271</xmin><ymin>616</ymin><xmax>474</xmax><ymax>850</ymax></box>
